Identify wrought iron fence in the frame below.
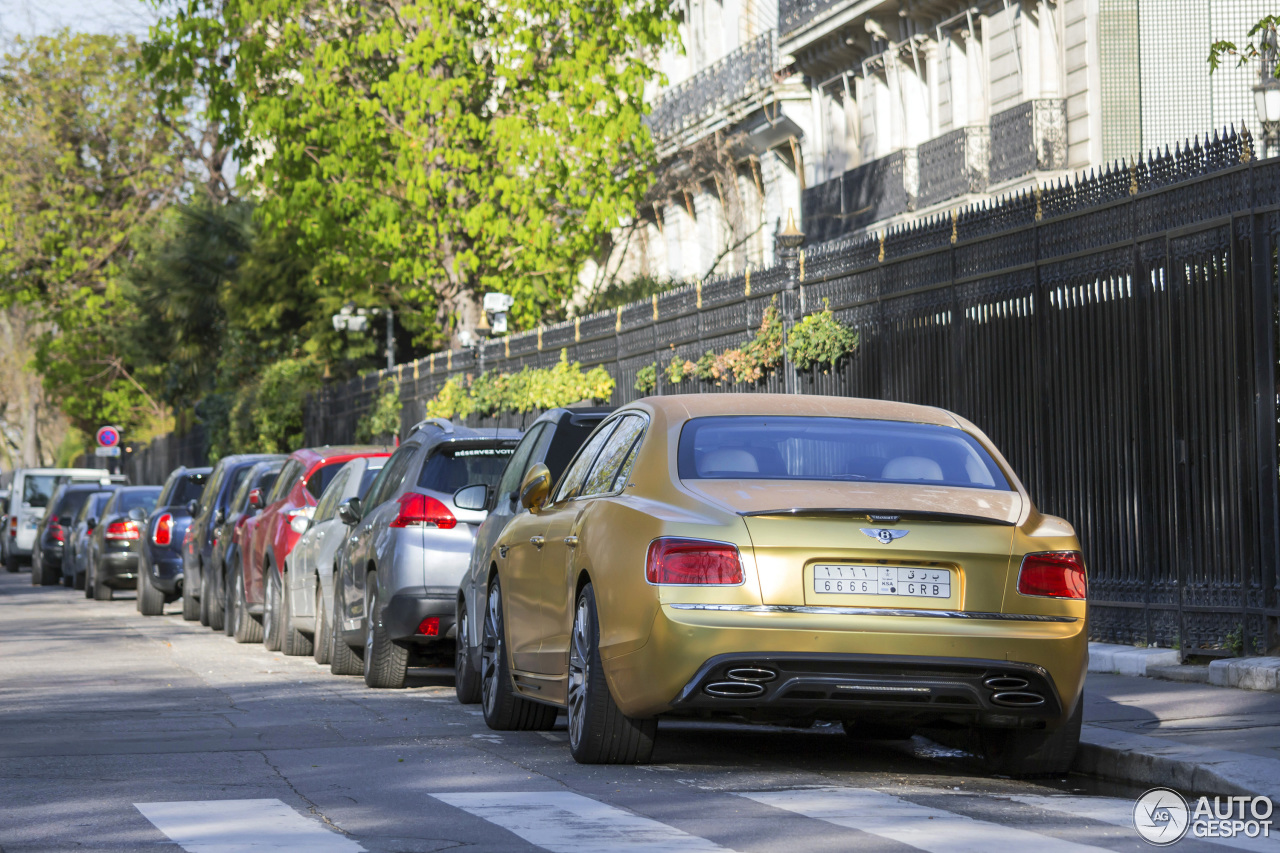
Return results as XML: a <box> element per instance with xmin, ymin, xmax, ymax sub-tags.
<box><xmin>778</xmin><ymin>0</ymin><xmax>848</xmax><ymax>37</ymax></box>
<box><xmin>646</xmin><ymin>31</ymin><xmax>776</xmax><ymax>141</ymax></box>
<box><xmin>308</xmin><ymin>126</ymin><xmax>1280</xmax><ymax>658</ymax></box>
<box><xmin>75</xmin><ymin>425</ymin><xmax>208</xmax><ymax>486</ymax></box>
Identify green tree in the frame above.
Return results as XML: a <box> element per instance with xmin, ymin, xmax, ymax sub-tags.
<box><xmin>145</xmin><ymin>0</ymin><xmax>679</xmax><ymax>345</ymax></box>
<box><xmin>1209</xmin><ymin>16</ymin><xmax>1280</xmax><ymax>75</ymax></box>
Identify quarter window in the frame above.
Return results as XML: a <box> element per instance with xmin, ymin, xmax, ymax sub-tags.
<box><xmin>313</xmin><ymin>466</ymin><xmax>351</xmax><ymax>523</ymax></box>
<box><xmin>580</xmin><ymin>416</ymin><xmax>645</xmax><ymax>497</ymax></box>
<box><xmin>364</xmin><ymin>445</ymin><xmax>416</xmax><ymax>509</ymax></box>
<box><xmin>496</xmin><ymin>424</ymin><xmax>547</xmax><ymax>504</ymax></box>
<box><xmin>268</xmin><ymin>461</ymin><xmax>304</xmax><ymax>503</ymax></box>
<box><xmin>552</xmin><ymin>422</ymin><xmax>618</xmax><ymax>503</ymax></box>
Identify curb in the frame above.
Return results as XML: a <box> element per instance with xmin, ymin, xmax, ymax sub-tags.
<box><xmin>1076</xmin><ymin>725</ymin><xmax>1280</xmax><ymax>800</ymax></box>
<box><xmin>1208</xmin><ymin>657</ymin><xmax>1280</xmax><ymax>691</ymax></box>
<box><xmin>1087</xmin><ymin>642</ymin><xmax>1179</xmax><ymax>676</ymax></box>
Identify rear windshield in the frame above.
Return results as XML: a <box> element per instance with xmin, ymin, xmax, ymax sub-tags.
<box><xmin>163</xmin><ymin>474</ymin><xmax>208</xmax><ymax>506</ymax></box>
<box><xmin>52</xmin><ymin>489</ymin><xmax>94</xmax><ymax>520</ymax></box>
<box><xmin>118</xmin><ymin>489</ymin><xmax>161</xmax><ymax>514</ymax></box>
<box><xmin>417</xmin><ymin>446</ymin><xmax>515</xmax><ymax>493</ymax></box>
<box><xmin>677</xmin><ymin>416</ymin><xmax>1011</xmax><ymax>491</ymax></box>
<box><xmin>22</xmin><ymin>475</ymin><xmax>58</xmax><ymax>508</ymax></box>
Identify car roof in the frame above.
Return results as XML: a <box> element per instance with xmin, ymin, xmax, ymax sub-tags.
<box><xmin>289</xmin><ymin>446</ymin><xmax>393</xmax><ymax>467</ymax></box>
<box><xmin>115</xmin><ymin>485</ymin><xmax>161</xmax><ymax>493</ymax></box>
<box><xmin>631</xmin><ymin>394</ymin><xmax>959</xmax><ymax>427</ymax></box>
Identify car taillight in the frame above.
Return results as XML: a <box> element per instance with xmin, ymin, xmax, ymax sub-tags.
<box><xmin>50</xmin><ymin>524</ymin><xmax>64</xmax><ymax>544</ymax></box>
<box><xmin>153</xmin><ymin>513</ymin><xmax>174</xmax><ymax>546</ymax></box>
<box><xmin>1017</xmin><ymin>551</ymin><xmax>1087</xmax><ymax>599</ymax></box>
<box><xmin>416</xmin><ymin>616</ymin><xmax>440</xmax><ymax>636</ymax></box>
<box><xmin>105</xmin><ymin>521</ymin><xmax>140</xmax><ymax>541</ymax></box>
<box><xmin>646</xmin><ymin>537</ymin><xmax>743</xmax><ymax>585</ymax></box>
<box><xmin>389</xmin><ymin>493</ymin><xmax>456</xmax><ymax>529</ymax></box>
<box><xmin>8</xmin><ymin>516</ymin><xmax>15</xmax><ymax>536</ymax></box>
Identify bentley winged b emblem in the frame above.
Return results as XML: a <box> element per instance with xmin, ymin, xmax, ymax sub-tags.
<box><xmin>861</xmin><ymin>527</ymin><xmax>910</xmax><ymax>545</ymax></box>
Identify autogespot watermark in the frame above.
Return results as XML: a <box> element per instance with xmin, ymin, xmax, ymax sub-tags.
<box><xmin>1133</xmin><ymin>787</ymin><xmax>1274</xmax><ymax>845</ymax></box>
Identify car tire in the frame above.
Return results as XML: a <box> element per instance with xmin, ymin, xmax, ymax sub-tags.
<box><xmin>977</xmin><ymin>696</ymin><xmax>1082</xmax><ymax>777</ymax></box>
<box><xmin>329</xmin><ymin>584</ymin><xmax>364</xmax><ymax>676</ymax></box>
<box><xmin>454</xmin><ymin>598</ymin><xmax>482</xmax><ymax>704</ymax></box>
<box><xmin>5</xmin><ymin>552</ymin><xmax>19</xmax><ymax>573</ymax></box>
<box><xmin>181</xmin><ymin>574</ymin><xmax>201</xmax><ymax>621</ymax></box>
<box><xmin>33</xmin><ymin>555</ymin><xmax>57</xmax><ymax>587</ymax></box>
<box><xmin>207</xmin><ymin>571</ymin><xmax>225</xmax><ymax>632</ymax></box>
<box><xmin>61</xmin><ymin>572</ymin><xmax>73</xmax><ymax>588</ymax></box>
<box><xmin>481</xmin><ymin>576</ymin><xmax>557</xmax><ymax>731</ymax></box>
<box><xmin>363</xmin><ymin>573</ymin><xmax>408</xmax><ymax>688</ymax></box>
<box><xmin>198</xmin><ymin>570</ymin><xmax>211</xmax><ymax>626</ymax></box>
<box><xmin>223</xmin><ymin>567</ymin><xmax>236</xmax><ymax>636</ymax></box>
<box><xmin>84</xmin><ymin>563</ymin><xmax>95</xmax><ymax>599</ymax></box>
<box><xmin>92</xmin><ymin>565</ymin><xmax>112</xmax><ymax>601</ymax></box>
<box><xmin>567</xmin><ymin>583</ymin><xmax>655</xmax><ymax>764</ymax></box>
<box><xmin>73</xmin><ymin>570</ymin><xmax>86</xmax><ymax>591</ymax></box>
<box><xmin>137</xmin><ymin>565</ymin><xmax>165</xmax><ymax>616</ymax></box>
<box><xmin>313</xmin><ymin>581</ymin><xmax>333</xmax><ymax>666</ymax></box>
<box><xmin>263</xmin><ymin>568</ymin><xmax>283</xmax><ymax>651</ymax></box>
<box><xmin>232</xmin><ymin>568</ymin><xmax>265</xmax><ymax>644</ymax></box>
<box><xmin>280</xmin><ymin>570</ymin><xmax>314</xmax><ymax>657</ymax></box>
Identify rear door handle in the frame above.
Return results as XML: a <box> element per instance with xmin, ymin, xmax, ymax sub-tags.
<box><xmin>530</xmin><ymin>536</ymin><xmax>545</xmax><ymax>549</ymax></box>
<box><xmin>563</xmin><ymin>536</ymin><xmax>578</xmax><ymax>547</ymax></box>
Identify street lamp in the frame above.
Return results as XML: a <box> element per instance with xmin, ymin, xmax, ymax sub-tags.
<box><xmin>332</xmin><ymin>302</ymin><xmax>395</xmax><ymax>370</ymax></box>
<box><xmin>1254</xmin><ymin>29</ymin><xmax>1280</xmax><ymax>159</ymax></box>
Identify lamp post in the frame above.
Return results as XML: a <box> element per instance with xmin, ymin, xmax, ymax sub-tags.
<box><xmin>1255</xmin><ymin>30</ymin><xmax>1280</xmax><ymax>159</ymax></box>
<box><xmin>332</xmin><ymin>302</ymin><xmax>395</xmax><ymax>370</ymax></box>
<box><xmin>775</xmin><ymin>209</ymin><xmax>805</xmax><ymax>396</ymax></box>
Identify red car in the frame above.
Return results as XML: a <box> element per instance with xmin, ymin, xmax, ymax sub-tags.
<box><xmin>229</xmin><ymin>446</ymin><xmax>390</xmax><ymax>647</ymax></box>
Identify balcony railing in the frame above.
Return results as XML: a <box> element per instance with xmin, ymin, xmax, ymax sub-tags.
<box><xmin>989</xmin><ymin>99</ymin><xmax>1067</xmax><ymax>184</ymax></box>
<box><xmin>778</xmin><ymin>0</ymin><xmax>847</xmax><ymax>38</ymax></box>
<box><xmin>647</xmin><ymin>31</ymin><xmax>776</xmax><ymax>142</ymax></box>
<box><xmin>802</xmin><ymin>149</ymin><xmax>916</xmax><ymax>242</ymax></box>
<box><xmin>917</xmin><ymin>126</ymin><xmax>990</xmax><ymax>207</ymax></box>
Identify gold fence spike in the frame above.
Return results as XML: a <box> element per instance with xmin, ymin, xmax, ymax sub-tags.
<box><xmin>799</xmin><ymin>250</ymin><xmax>806</xmax><ymax>282</ymax></box>
<box><xmin>447</xmin><ymin>350</ymin><xmax>452</xmax><ymax>370</ymax></box>
<box><xmin>877</xmin><ymin>232</ymin><xmax>885</xmax><ymax>262</ymax></box>
<box><xmin>950</xmin><ymin>209</ymin><xmax>958</xmax><ymax>244</ymax></box>
<box><xmin>745</xmin><ymin>268</ymin><xmax>751</xmax><ymax>296</ymax></box>
<box><xmin>616</xmin><ymin>306</ymin><xmax>623</xmax><ymax>332</ymax></box>
<box><xmin>575</xmin><ymin>316</ymin><xmax>581</xmax><ymax>342</ymax></box>
<box><xmin>652</xmin><ymin>293</ymin><xmax>659</xmax><ymax>321</ymax></box>
<box><xmin>537</xmin><ymin>326</ymin><xmax>543</xmax><ymax>350</ymax></box>
<box><xmin>504</xmin><ymin>337</ymin><xmax>510</xmax><ymax>358</ymax></box>
<box><xmin>696</xmin><ymin>280</ymin><xmax>702</xmax><ymax>309</ymax></box>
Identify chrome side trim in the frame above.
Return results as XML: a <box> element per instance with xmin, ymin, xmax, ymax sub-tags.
<box><xmin>667</xmin><ymin>603</ymin><xmax>1078</xmax><ymax>623</ymax></box>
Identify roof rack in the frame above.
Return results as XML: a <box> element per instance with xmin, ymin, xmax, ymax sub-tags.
<box><xmin>409</xmin><ymin>418</ymin><xmax>455</xmax><ymax>436</ymax></box>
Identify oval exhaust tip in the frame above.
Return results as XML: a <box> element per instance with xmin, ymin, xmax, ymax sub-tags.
<box><xmin>726</xmin><ymin>667</ymin><xmax>778</xmax><ymax>683</ymax></box>
<box><xmin>704</xmin><ymin>681</ymin><xmax>766</xmax><ymax>698</ymax></box>
<box><xmin>991</xmin><ymin>691</ymin><xmax>1045</xmax><ymax>707</ymax></box>
<box><xmin>983</xmin><ymin>676</ymin><xmax>1030</xmax><ymax>691</ymax></box>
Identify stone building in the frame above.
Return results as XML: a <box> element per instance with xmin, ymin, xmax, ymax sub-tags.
<box><xmin>584</xmin><ymin>0</ymin><xmax>1273</xmax><ymax>296</ymax></box>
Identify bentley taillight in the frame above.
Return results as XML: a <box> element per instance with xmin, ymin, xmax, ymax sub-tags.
<box><xmin>105</xmin><ymin>520</ymin><xmax>139</xmax><ymax>541</ymax></box>
<box><xmin>646</xmin><ymin>537</ymin><xmax>743</xmax><ymax>585</ymax></box>
<box><xmin>388</xmin><ymin>493</ymin><xmax>456</xmax><ymax>529</ymax></box>
<box><xmin>1017</xmin><ymin>551</ymin><xmax>1087</xmax><ymax>599</ymax></box>
<box><xmin>153</xmin><ymin>513</ymin><xmax>174</xmax><ymax>546</ymax></box>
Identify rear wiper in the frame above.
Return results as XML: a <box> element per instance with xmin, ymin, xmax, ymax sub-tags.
<box><xmin>738</xmin><ymin>508</ymin><xmax>1015</xmax><ymax>526</ymax></box>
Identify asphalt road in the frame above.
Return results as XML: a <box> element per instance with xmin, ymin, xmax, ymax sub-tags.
<box><xmin>0</xmin><ymin>571</ymin><xmax>1256</xmax><ymax>853</ymax></box>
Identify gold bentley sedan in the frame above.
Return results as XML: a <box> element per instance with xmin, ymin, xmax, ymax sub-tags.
<box><xmin>478</xmin><ymin>394</ymin><xmax>1087</xmax><ymax>774</ymax></box>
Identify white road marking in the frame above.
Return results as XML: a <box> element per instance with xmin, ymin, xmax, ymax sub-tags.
<box><xmin>1008</xmin><ymin>794</ymin><xmax>1280</xmax><ymax>853</ymax></box>
<box><xmin>134</xmin><ymin>798</ymin><xmax>365</xmax><ymax>853</ymax></box>
<box><xmin>738</xmin><ymin>787</ymin><xmax>1110</xmax><ymax>853</ymax></box>
<box><xmin>432</xmin><ymin>791</ymin><xmax>737</xmax><ymax>852</ymax></box>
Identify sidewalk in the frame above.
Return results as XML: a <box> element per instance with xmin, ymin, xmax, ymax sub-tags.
<box><xmin>1080</xmin><ymin>666</ymin><xmax>1280</xmax><ymax>799</ymax></box>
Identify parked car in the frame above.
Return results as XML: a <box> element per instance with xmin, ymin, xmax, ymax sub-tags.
<box><xmin>84</xmin><ymin>486</ymin><xmax>162</xmax><ymax>601</ymax></box>
<box><xmin>477</xmin><ymin>394</ymin><xmax>1088</xmax><ymax>774</ymax></box>
<box><xmin>7</xmin><ymin>468</ymin><xmax>124</xmax><ymax>573</ymax></box>
<box><xmin>212</xmin><ymin>460</ymin><xmax>284</xmax><ymax>635</ymax></box>
<box><xmin>454</xmin><ymin>407</ymin><xmax>612</xmax><ymax>703</ymax></box>
<box><xmin>330</xmin><ymin>421</ymin><xmax>520</xmax><ymax>688</ymax></box>
<box><xmin>232</xmin><ymin>446</ymin><xmax>390</xmax><ymax>646</ymax></box>
<box><xmin>32</xmin><ymin>481</ymin><xmax>120</xmax><ymax>586</ymax></box>
<box><xmin>283</xmin><ymin>456</ymin><xmax>387</xmax><ymax>659</ymax></box>
<box><xmin>181</xmin><ymin>454</ymin><xmax>285</xmax><ymax>626</ymax></box>
<box><xmin>137</xmin><ymin>467</ymin><xmax>211</xmax><ymax>616</ymax></box>
<box><xmin>63</xmin><ymin>489</ymin><xmax>117</xmax><ymax>589</ymax></box>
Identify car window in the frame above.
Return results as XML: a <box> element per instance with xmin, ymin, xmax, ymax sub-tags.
<box><xmin>23</xmin><ymin>475</ymin><xmax>58</xmax><ymax>508</ymax></box>
<box><xmin>306</xmin><ymin>460</ymin><xmax>348</xmax><ymax>500</ymax></box>
<box><xmin>255</xmin><ymin>470</ymin><xmax>281</xmax><ymax>501</ymax></box>
<box><xmin>580</xmin><ymin>417</ymin><xmax>646</xmax><ymax>498</ymax></box>
<box><xmin>495</xmin><ymin>424</ymin><xmax>546</xmax><ymax>502</ymax></box>
<box><xmin>54</xmin><ymin>489</ymin><xmax>93</xmax><ymax>521</ymax></box>
<box><xmin>357</xmin><ymin>464</ymin><xmax>384</xmax><ymax>499</ymax></box>
<box><xmin>224</xmin><ymin>465</ymin><xmax>252</xmax><ymax>508</ymax></box>
<box><xmin>313</xmin><ymin>466</ymin><xmax>352</xmax><ymax>523</ymax></box>
<box><xmin>200</xmin><ymin>466</ymin><xmax>227</xmax><ymax>517</ymax></box>
<box><xmin>87</xmin><ymin>492</ymin><xmax>113</xmax><ymax>520</ymax></box>
<box><xmin>364</xmin><ymin>445</ymin><xmax>416</xmax><ymax>509</ymax></box>
<box><xmin>74</xmin><ymin>495</ymin><xmax>96</xmax><ymax>525</ymax></box>
<box><xmin>552</xmin><ymin>422</ymin><xmax>618</xmax><ymax>503</ymax></box>
<box><xmin>677</xmin><ymin>416</ymin><xmax>1012</xmax><ymax>490</ymax></box>
<box><xmin>417</xmin><ymin>445</ymin><xmax>515</xmax><ymax>494</ymax></box>
<box><xmin>168</xmin><ymin>474</ymin><xmax>208</xmax><ymax>506</ymax></box>
<box><xmin>545</xmin><ymin>418</ymin><xmax>605</xmax><ymax>483</ymax></box>
<box><xmin>119</xmin><ymin>489</ymin><xmax>160</xmax><ymax>514</ymax></box>
<box><xmin>268</xmin><ymin>461</ymin><xmax>304</xmax><ymax>503</ymax></box>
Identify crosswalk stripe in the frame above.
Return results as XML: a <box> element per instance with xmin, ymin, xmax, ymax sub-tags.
<box><xmin>737</xmin><ymin>787</ymin><xmax>1111</xmax><ymax>853</ymax></box>
<box><xmin>134</xmin><ymin>798</ymin><xmax>365</xmax><ymax>853</ymax></box>
<box><xmin>1007</xmin><ymin>794</ymin><xmax>1280</xmax><ymax>853</ymax></box>
<box><xmin>431</xmin><ymin>791</ymin><xmax>738</xmax><ymax>853</ymax></box>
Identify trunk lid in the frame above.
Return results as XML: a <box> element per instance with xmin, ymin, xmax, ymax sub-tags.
<box><xmin>685</xmin><ymin>480</ymin><xmax>1021</xmax><ymax>609</ymax></box>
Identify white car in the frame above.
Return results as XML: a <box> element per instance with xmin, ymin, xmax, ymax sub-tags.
<box><xmin>5</xmin><ymin>468</ymin><xmax>124</xmax><ymax>573</ymax></box>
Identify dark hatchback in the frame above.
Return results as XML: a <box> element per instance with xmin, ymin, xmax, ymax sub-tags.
<box><xmin>85</xmin><ymin>486</ymin><xmax>162</xmax><ymax>601</ymax></box>
<box><xmin>32</xmin><ymin>483</ymin><xmax>116</xmax><ymax>587</ymax></box>
<box><xmin>209</xmin><ymin>459</ymin><xmax>284</xmax><ymax>634</ymax></box>
<box><xmin>64</xmin><ymin>490</ymin><xmax>117</xmax><ymax>589</ymax></box>
<box><xmin>137</xmin><ymin>467</ymin><xmax>211</xmax><ymax>616</ymax></box>
<box><xmin>181</xmin><ymin>453</ymin><xmax>285</xmax><ymax>625</ymax></box>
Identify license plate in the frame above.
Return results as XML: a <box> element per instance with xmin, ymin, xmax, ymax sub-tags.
<box><xmin>812</xmin><ymin>565</ymin><xmax>951</xmax><ymax>598</ymax></box>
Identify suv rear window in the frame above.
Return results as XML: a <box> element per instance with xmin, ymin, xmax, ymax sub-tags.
<box><xmin>162</xmin><ymin>474</ymin><xmax>208</xmax><ymax>507</ymax></box>
<box><xmin>22</xmin><ymin>476</ymin><xmax>58</xmax><ymax>508</ymax></box>
<box><xmin>52</xmin><ymin>489</ymin><xmax>94</xmax><ymax>520</ymax></box>
<box><xmin>677</xmin><ymin>416</ymin><xmax>1011</xmax><ymax>490</ymax></box>
<box><xmin>417</xmin><ymin>446</ymin><xmax>515</xmax><ymax>494</ymax></box>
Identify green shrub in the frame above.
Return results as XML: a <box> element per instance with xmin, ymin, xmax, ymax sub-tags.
<box><xmin>787</xmin><ymin>301</ymin><xmax>859</xmax><ymax>371</ymax></box>
<box><xmin>634</xmin><ymin>363</ymin><xmax>657</xmax><ymax>393</ymax></box>
<box><xmin>355</xmin><ymin>380</ymin><xmax>403</xmax><ymax>442</ymax></box>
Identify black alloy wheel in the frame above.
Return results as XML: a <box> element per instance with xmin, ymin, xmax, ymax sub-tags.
<box><xmin>480</xmin><ymin>576</ymin><xmax>556</xmax><ymax>731</ymax></box>
<box><xmin>453</xmin><ymin>598</ymin><xmax>481</xmax><ymax>704</ymax></box>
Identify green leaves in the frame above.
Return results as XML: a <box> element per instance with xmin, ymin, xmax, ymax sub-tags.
<box><xmin>786</xmin><ymin>302</ymin><xmax>859</xmax><ymax>372</ymax></box>
<box><xmin>1208</xmin><ymin>16</ymin><xmax>1280</xmax><ymax>76</ymax></box>
<box><xmin>425</xmin><ymin>351</ymin><xmax>615</xmax><ymax>418</ymax></box>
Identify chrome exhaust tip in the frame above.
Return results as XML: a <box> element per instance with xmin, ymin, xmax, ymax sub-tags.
<box><xmin>983</xmin><ymin>676</ymin><xmax>1030</xmax><ymax>691</ymax></box>
<box><xmin>991</xmin><ymin>691</ymin><xmax>1045</xmax><ymax>708</ymax></box>
<box><xmin>726</xmin><ymin>667</ymin><xmax>777</xmax><ymax>683</ymax></box>
<box><xmin>704</xmin><ymin>681</ymin><xmax>766</xmax><ymax>698</ymax></box>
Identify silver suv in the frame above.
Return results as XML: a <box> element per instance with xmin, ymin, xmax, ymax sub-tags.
<box><xmin>330</xmin><ymin>420</ymin><xmax>521</xmax><ymax>688</ymax></box>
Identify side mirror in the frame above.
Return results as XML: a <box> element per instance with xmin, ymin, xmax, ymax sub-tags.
<box><xmin>127</xmin><ymin>506</ymin><xmax>146</xmax><ymax>522</ymax></box>
<box><xmin>186</xmin><ymin>499</ymin><xmax>199</xmax><ymax>517</ymax></box>
<box><xmin>86</xmin><ymin>518</ymin><xmax>97</xmax><ymax>531</ymax></box>
<box><xmin>290</xmin><ymin>515</ymin><xmax>311</xmax><ymax>535</ymax></box>
<box><xmin>214</xmin><ymin>508</ymin><xmax>226</xmax><ymax>526</ymax></box>
<box><xmin>248</xmin><ymin>488</ymin><xmax>264</xmax><ymax>510</ymax></box>
<box><xmin>453</xmin><ymin>483</ymin><xmax>489</xmax><ymax>512</ymax></box>
<box><xmin>337</xmin><ymin>497</ymin><xmax>363</xmax><ymax>526</ymax></box>
<box><xmin>518</xmin><ymin>463</ymin><xmax>551</xmax><ymax>514</ymax></box>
